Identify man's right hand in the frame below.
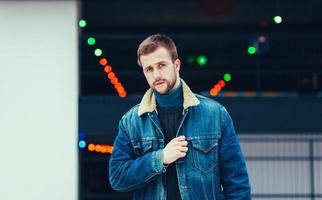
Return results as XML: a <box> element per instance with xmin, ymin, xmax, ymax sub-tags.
<box><xmin>162</xmin><ymin>135</ymin><xmax>188</xmax><ymax>165</ymax></box>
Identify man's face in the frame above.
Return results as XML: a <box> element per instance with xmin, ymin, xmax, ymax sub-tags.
<box><xmin>140</xmin><ymin>47</ymin><xmax>180</xmax><ymax>94</ymax></box>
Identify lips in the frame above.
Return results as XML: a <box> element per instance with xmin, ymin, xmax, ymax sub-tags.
<box><xmin>154</xmin><ymin>81</ymin><xmax>165</xmax><ymax>86</ymax></box>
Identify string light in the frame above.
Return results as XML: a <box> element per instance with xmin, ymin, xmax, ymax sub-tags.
<box><xmin>223</xmin><ymin>73</ymin><xmax>232</xmax><ymax>82</ymax></box>
<box><xmin>94</xmin><ymin>49</ymin><xmax>102</xmax><ymax>57</ymax></box>
<box><xmin>80</xmin><ymin>20</ymin><xmax>127</xmax><ymax>98</ymax></box>
<box><xmin>273</xmin><ymin>16</ymin><xmax>282</xmax><ymax>24</ymax></box>
<box><xmin>79</xmin><ymin>19</ymin><xmax>87</xmax><ymax>28</ymax></box>
<box><xmin>247</xmin><ymin>46</ymin><xmax>256</xmax><ymax>55</ymax></box>
<box><xmin>88</xmin><ymin>144</ymin><xmax>95</xmax><ymax>151</ymax></box>
<box><xmin>78</xmin><ymin>140</ymin><xmax>86</xmax><ymax>148</ymax></box>
<box><xmin>218</xmin><ymin>80</ymin><xmax>225</xmax><ymax>87</ymax></box>
<box><xmin>99</xmin><ymin>58</ymin><xmax>108</xmax><ymax>66</ymax></box>
<box><xmin>209</xmin><ymin>73</ymin><xmax>232</xmax><ymax>96</ymax></box>
<box><xmin>87</xmin><ymin>37</ymin><xmax>96</xmax><ymax>46</ymax></box>
<box><xmin>196</xmin><ymin>55</ymin><xmax>208</xmax><ymax>66</ymax></box>
<box><xmin>104</xmin><ymin>65</ymin><xmax>112</xmax><ymax>73</ymax></box>
<box><xmin>87</xmin><ymin>143</ymin><xmax>114</xmax><ymax>154</ymax></box>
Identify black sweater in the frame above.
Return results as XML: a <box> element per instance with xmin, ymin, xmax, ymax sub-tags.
<box><xmin>158</xmin><ymin>106</ymin><xmax>183</xmax><ymax>200</ymax></box>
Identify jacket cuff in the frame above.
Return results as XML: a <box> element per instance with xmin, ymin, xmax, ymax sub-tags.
<box><xmin>152</xmin><ymin>149</ymin><xmax>167</xmax><ymax>173</ymax></box>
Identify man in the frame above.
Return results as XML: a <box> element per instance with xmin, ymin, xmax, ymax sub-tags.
<box><xmin>109</xmin><ymin>34</ymin><xmax>251</xmax><ymax>200</ymax></box>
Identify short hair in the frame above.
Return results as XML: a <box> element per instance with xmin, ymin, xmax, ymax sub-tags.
<box><xmin>137</xmin><ymin>34</ymin><xmax>178</xmax><ymax>67</ymax></box>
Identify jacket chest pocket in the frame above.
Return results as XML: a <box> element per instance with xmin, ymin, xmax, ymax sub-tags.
<box><xmin>132</xmin><ymin>139</ymin><xmax>158</xmax><ymax>156</ymax></box>
<box><xmin>191</xmin><ymin>138</ymin><xmax>219</xmax><ymax>173</ymax></box>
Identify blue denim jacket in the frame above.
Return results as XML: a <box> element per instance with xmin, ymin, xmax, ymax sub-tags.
<box><xmin>109</xmin><ymin>80</ymin><xmax>251</xmax><ymax>200</ymax></box>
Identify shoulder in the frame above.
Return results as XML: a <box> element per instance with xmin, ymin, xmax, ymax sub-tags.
<box><xmin>193</xmin><ymin>94</ymin><xmax>231</xmax><ymax>122</ymax></box>
<box><xmin>194</xmin><ymin>93</ymin><xmax>225</xmax><ymax>111</ymax></box>
<box><xmin>120</xmin><ymin>104</ymin><xmax>141</xmax><ymax>123</ymax></box>
<box><xmin>194</xmin><ymin>94</ymin><xmax>233</xmax><ymax>131</ymax></box>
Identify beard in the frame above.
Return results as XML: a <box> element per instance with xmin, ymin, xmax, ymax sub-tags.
<box><xmin>152</xmin><ymin>76</ymin><xmax>177</xmax><ymax>94</ymax></box>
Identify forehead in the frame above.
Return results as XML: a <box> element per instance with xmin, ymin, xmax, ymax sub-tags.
<box><xmin>140</xmin><ymin>47</ymin><xmax>172</xmax><ymax>68</ymax></box>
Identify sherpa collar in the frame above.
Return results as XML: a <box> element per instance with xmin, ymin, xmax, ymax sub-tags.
<box><xmin>138</xmin><ymin>79</ymin><xmax>200</xmax><ymax>116</ymax></box>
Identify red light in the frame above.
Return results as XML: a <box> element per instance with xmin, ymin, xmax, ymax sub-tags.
<box><xmin>218</xmin><ymin>80</ymin><xmax>225</xmax><ymax>88</ymax></box>
<box><xmin>114</xmin><ymin>83</ymin><xmax>122</xmax><ymax>89</ymax></box>
<box><xmin>95</xmin><ymin>55</ymin><xmax>127</xmax><ymax>97</ymax></box>
<box><xmin>104</xmin><ymin>66</ymin><xmax>112</xmax><ymax>73</ymax></box>
<box><xmin>111</xmin><ymin>78</ymin><xmax>118</xmax><ymax>85</ymax></box>
<box><xmin>99</xmin><ymin>58</ymin><xmax>108</xmax><ymax>66</ymax></box>
<box><xmin>108</xmin><ymin>72</ymin><xmax>115</xmax><ymax>79</ymax></box>
<box><xmin>119</xmin><ymin>91</ymin><xmax>127</xmax><ymax>98</ymax></box>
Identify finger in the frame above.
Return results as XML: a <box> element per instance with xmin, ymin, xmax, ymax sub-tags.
<box><xmin>176</xmin><ymin>135</ymin><xmax>186</xmax><ymax>141</ymax></box>
<box><xmin>171</xmin><ymin>136</ymin><xmax>183</xmax><ymax>142</ymax></box>
<box><xmin>174</xmin><ymin>140</ymin><xmax>187</xmax><ymax>146</ymax></box>
<box><xmin>175</xmin><ymin>140</ymin><xmax>187</xmax><ymax>147</ymax></box>
<box><xmin>177</xmin><ymin>146</ymin><xmax>188</xmax><ymax>152</ymax></box>
<box><xmin>177</xmin><ymin>140</ymin><xmax>188</xmax><ymax>147</ymax></box>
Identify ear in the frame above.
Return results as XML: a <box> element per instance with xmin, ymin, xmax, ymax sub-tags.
<box><xmin>174</xmin><ymin>59</ymin><xmax>181</xmax><ymax>71</ymax></box>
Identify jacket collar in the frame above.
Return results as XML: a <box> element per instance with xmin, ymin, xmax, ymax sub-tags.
<box><xmin>138</xmin><ymin>79</ymin><xmax>200</xmax><ymax>116</ymax></box>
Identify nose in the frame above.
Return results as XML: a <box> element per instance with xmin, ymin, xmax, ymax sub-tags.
<box><xmin>153</xmin><ymin>68</ymin><xmax>161</xmax><ymax>79</ymax></box>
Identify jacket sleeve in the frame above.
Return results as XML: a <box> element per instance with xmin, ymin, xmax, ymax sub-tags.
<box><xmin>218</xmin><ymin>107</ymin><xmax>251</xmax><ymax>200</ymax></box>
<box><xmin>109</xmin><ymin>118</ymin><xmax>166</xmax><ymax>192</ymax></box>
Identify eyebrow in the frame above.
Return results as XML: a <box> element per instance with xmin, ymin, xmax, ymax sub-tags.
<box><xmin>144</xmin><ymin>61</ymin><xmax>167</xmax><ymax>69</ymax></box>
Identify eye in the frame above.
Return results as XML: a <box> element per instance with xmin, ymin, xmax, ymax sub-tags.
<box><xmin>145</xmin><ymin>67</ymin><xmax>153</xmax><ymax>73</ymax></box>
<box><xmin>159</xmin><ymin>63</ymin><xmax>165</xmax><ymax>67</ymax></box>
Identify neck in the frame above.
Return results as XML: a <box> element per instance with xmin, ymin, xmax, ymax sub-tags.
<box><xmin>154</xmin><ymin>81</ymin><xmax>183</xmax><ymax>108</ymax></box>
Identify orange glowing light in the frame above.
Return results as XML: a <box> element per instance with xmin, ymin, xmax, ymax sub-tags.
<box><xmin>117</xmin><ymin>87</ymin><xmax>125</xmax><ymax>93</ymax></box>
<box><xmin>210</xmin><ymin>88</ymin><xmax>218</xmax><ymax>96</ymax></box>
<box><xmin>99</xmin><ymin>58</ymin><xmax>108</xmax><ymax>66</ymax></box>
<box><xmin>104</xmin><ymin>66</ymin><xmax>112</xmax><ymax>73</ymax></box>
<box><xmin>116</xmin><ymin>84</ymin><xmax>121</xmax><ymax>88</ymax></box>
<box><xmin>116</xmin><ymin>86</ymin><xmax>125</xmax><ymax>93</ymax></box>
<box><xmin>119</xmin><ymin>91</ymin><xmax>127</xmax><ymax>98</ymax></box>
<box><xmin>87</xmin><ymin>143</ymin><xmax>114</xmax><ymax>154</ymax></box>
<box><xmin>114</xmin><ymin>82</ymin><xmax>121</xmax><ymax>88</ymax></box>
<box><xmin>95</xmin><ymin>145</ymin><xmax>101</xmax><ymax>152</ymax></box>
<box><xmin>111</xmin><ymin>78</ymin><xmax>118</xmax><ymax>85</ymax></box>
<box><xmin>101</xmin><ymin>146</ymin><xmax>107</xmax><ymax>153</ymax></box>
<box><xmin>115</xmin><ymin>85</ymin><xmax>123</xmax><ymax>91</ymax></box>
<box><xmin>116</xmin><ymin>88</ymin><xmax>123</xmax><ymax>93</ymax></box>
<box><xmin>214</xmin><ymin>84</ymin><xmax>221</xmax><ymax>91</ymax></box>
<box><xmin>108</xmin><ymin>72</ymin><xmax>115</xmax><ymax>79</ymax></box>
<box><xmin>88</xmin><ymin>144</ymin><xmax>95</xmax><ymax>151</ymax></box>
<box><xmin>107</xmin><ymin>146</ymin><xmax>114</xmax><ymax>154</ymax></box>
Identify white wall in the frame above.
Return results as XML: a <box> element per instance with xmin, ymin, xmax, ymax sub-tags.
<box><xmin>0</xmin><ymin>1</ymin><xmax>78</xmax><ymax>200</ymax></box>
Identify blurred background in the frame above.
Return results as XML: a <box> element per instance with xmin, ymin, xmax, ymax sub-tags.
<box><xmin>0</xmin><ymin>0</ymin><xmax>321</xmax><ymax>200</ymax></box>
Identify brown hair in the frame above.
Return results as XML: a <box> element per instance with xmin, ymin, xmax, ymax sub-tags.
<box><xmin>137</xmin><ymin>34</ymin><xmax>178</xmax><ymax>67</ymax></box>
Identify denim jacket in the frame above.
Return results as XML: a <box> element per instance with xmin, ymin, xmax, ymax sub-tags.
<box><xmin>109</xmin><ymin>80</ymin><xmax>251</xmax><ymax>200</ymax></box>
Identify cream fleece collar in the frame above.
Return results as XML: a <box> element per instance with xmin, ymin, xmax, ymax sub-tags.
<box><xmin>138</xmin><ymin>79</ymin><xmax>200</xmax><ymax>116</ymax></box>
